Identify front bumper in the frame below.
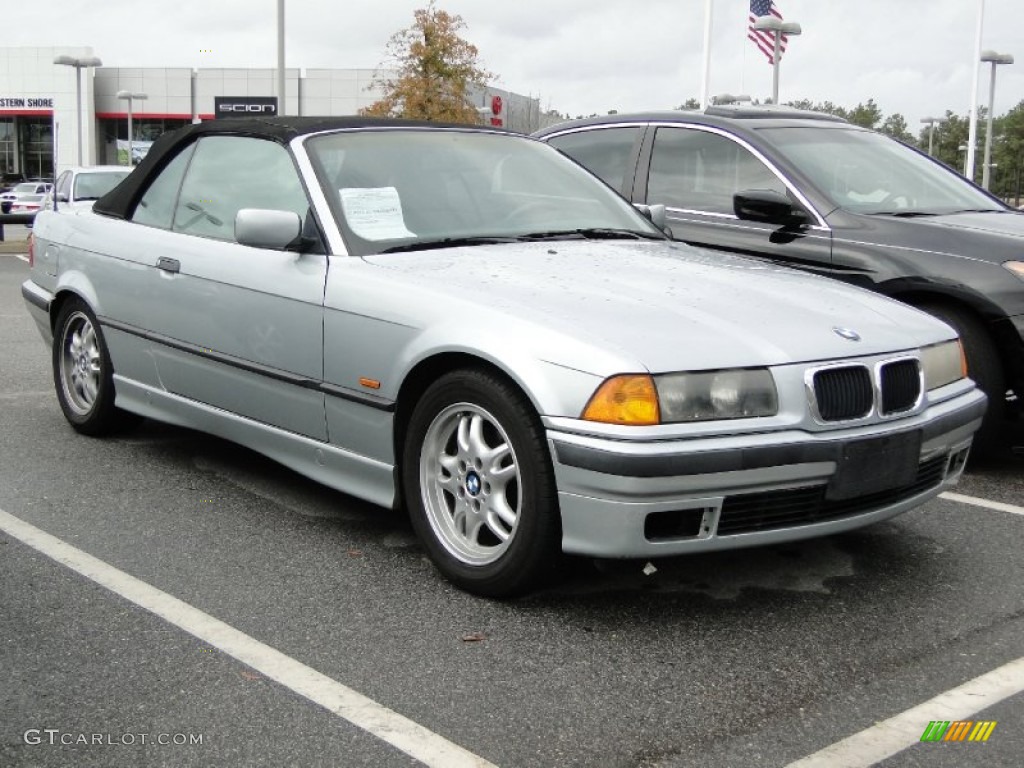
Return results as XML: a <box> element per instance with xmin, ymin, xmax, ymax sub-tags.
<box><xmin>548</xmin><ymin>388</ymin><xmax>986</xmax><ymax>558</ymax></box>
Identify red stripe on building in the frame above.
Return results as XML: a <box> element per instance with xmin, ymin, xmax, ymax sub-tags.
<box><xmin>96</xmin><ymin>112</ymin><xmax>213</xmax><ymax>120</ymax></box>
<box><xmin>0</xmin><ymin>110</ymin><xmax>54</xmax><ymax>117</ymax></box>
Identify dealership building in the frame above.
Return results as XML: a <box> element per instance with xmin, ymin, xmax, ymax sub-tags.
<box><xmin>0</xmin><ymin>46</ymin><xmax>550</xmax><ymax>179</ymax></box>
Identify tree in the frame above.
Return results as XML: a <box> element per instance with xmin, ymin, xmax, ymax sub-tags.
<box><xmin>990</xmin><ymin>100</ymin><xmax>1024</xmax><ymax>202</ymax></box>
<box><xmin>845</xmin><ymin>99</ymin><xmax>883</xmax><ymax>130</ymax></box>
<box><xmin>361</xmin><ymin>2</ymin><xmax>495</xmax><ymax>124</ymax></box>
<box><xmin>879</xmin><ymin>113</ymin><xmax>913</xmax><ymax>143</ymax></box>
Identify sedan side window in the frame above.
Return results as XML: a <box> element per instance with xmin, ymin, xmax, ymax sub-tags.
<box><xmin>132</xmin><ymin>143</ymin><xmax>196</xmax><ymax>229</ymax></box>
<box><xmin>546</xmin><ymin>127</ymin><xmax>641</xmax><ymax>192</ymax></box>
<box><xmin>648</xmin><ymin>128</ymin><xmax>787</xmax><ymax>215</ymax></box>
<box><xmin>173</xmin><ymin>136</ymin><xmax>309</xmax><ymax>242</ymax></box>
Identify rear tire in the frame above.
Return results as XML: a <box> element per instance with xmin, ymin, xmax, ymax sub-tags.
<box><xmin>919</xmin><ymin>302</ymin><xmax>1005</xmax><ymax>453</ymax></box>
<box><xmin>52</xmin><ymin>298</ymin><xmax>136</xmax><ymax>436</ymax></box>
<box><xmin>402</xmin><ymin>369</ymin><xmax>561</xmax><ymax>598</ymax></box>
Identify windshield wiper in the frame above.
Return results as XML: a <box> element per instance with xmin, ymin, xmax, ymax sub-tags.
<box><xmin>866</xmin><ymin>207</ymin><xmax>1005</xmax><ymax>218</ymax></box>
<box><xmin>867</xmin><ymin>210</ymin><xmax>940</xmax><ymax>218</ymax></box>
<box><xmin>518</xmin><ymin>227</ymin><xmax>665</xmax><ymax>241</ymax></box>
<box><xmin>381</xmin><ymin>236</ymin><xmax>520</xmax><ymax>254</ymax></box>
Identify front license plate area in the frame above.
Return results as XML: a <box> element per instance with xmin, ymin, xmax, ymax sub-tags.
<box><xmin>826</xmin><ymin>430</ymin><xmax>922</xmax><ymax>501</ymax></box>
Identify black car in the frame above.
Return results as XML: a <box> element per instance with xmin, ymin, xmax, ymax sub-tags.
<box><xmin>534</xmin><ymin>106</ymin><xmax>1024</xmax><ymax>450</ymax></box>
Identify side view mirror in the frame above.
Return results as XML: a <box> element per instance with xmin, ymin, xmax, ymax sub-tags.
<box><xmin>235</xmin><ymin>208</ymin><xmax>302</xmax><ymax>250</ymax></box>
<box><xmin>733</xmin><ymin>189</ymin><xmax>810</xmax><ymax>228</ymax></box>
<box><xmin>634</xmin><ymin>203</ymin><xmax>668</xmax><ymax>231</ymax></box>
<box><xmin>56</xmin><ymin>193</ymin><xmax>69</xmax><ymax>203</ymax></box>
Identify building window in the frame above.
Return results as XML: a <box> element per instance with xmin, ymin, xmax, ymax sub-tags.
<box><xmin>18</xmin><ymin>118</ymin><xmax>53</xmax><ymax>179</ymax></box>
<box><xmin>0</xmin><ymin>119</ymin><xmax>15</xmax><ymax>177</ymax></box>
<box><xmin>99</xmin><ymin>117</ymin><xmax>192</xmax><ymax>165</ymax></box>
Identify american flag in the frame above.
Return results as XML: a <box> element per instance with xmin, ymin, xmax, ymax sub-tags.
<box><xmin>748</xmin><ymin>0</ymin><xmax>787</xmax><ymax>64</ymax></box>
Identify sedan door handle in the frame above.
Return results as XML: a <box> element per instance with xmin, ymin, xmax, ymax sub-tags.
<box><xmin>156</xmin><ymin>257</ymin><xmax>180</xmax><ymax>274</ymax></box>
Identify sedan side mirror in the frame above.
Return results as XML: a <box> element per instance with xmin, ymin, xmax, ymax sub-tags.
<box><xmin>634</xmin><ymin>203</ymin><xmax>668</xmax><ymax>230</ymax></box>
<box><xmin>733</xmin><ymin>189</ymin><xmax>810</xmax><ymax>228</ymax></box>
<box><xmin>235</xmin><ymin>208</ymin><xmax>302</xmax><ymax>250</ymax></box>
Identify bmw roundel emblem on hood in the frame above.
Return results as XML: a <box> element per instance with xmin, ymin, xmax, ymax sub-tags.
<box><xmin>832</xmin><ymin>326</ymin><xmax>862</xmax><ymax>342</ymax></box>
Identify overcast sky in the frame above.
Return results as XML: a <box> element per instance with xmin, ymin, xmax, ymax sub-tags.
<box><xmin>6</xmin><ymin>0</ymin><xmax>1022</xmax><ymax>129</ymax></box>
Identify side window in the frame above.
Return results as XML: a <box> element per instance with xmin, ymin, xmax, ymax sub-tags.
<box><xmin>546</xmin><ymin>127</ymin><xmax>641</xmax><ymax>191</ymax></box>
<box><xmin>173</xmin><ymin>136</ymin><xmax>309</xmax><ymax>242</ymax></box>
<box><xmin>55</xmin><ymin>172</ymin><xmax>71</xmax><ymax>201</ymax></box>
<box><xmin>132</xmin><ymin>143</ymin><xmax>196</xmax><ymax>229</ymax></box>
<box><xmin>647</xmin><ymin>128</ymin><xmax>787</xmax><ymax>215</ymax></box>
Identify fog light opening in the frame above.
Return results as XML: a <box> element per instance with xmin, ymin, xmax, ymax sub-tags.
<box><xmin>644</xmin><ymin>508</ymin><xmax>712</xmax><ymax>541</ymax></box>
<box><xmin>946</xmin><ymin>446</ymin><xmax>970</xmax><ymax>482</ymax></box>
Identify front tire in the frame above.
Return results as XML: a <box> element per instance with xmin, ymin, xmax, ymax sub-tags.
<box><xmin>402</xmin><ymin>369</ymin><xmax>561</xmax><ymax>598</ymax></box>
<box><xmin>919</xmin><ymin>302</ymin><xmax>1005</xmax><ymax>453</ymax></box>
<box><xmin>52</xmin><ymin>298</ymin><xmax>133</xmax><ymax>436</ymax></box>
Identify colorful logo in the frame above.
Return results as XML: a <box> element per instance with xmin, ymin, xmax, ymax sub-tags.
<box><xmin>920</xmin><ymin>720</ymin><xmax>997</xmax><ymax>742</ymax></box>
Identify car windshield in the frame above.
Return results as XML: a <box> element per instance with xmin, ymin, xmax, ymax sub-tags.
<box><xmin>759</xmin><ymin>126</ymin><xmax>1003</xmax><ymax>216</ymax></box>
<box><xmin>74</xmin><ymin>171</ymin><xmax>131</xmax><ymax>201</ymax></box>
<box><xmin>13</xmin><ymin>183</ymin><xmax>39</xmax><ymax>195</ymax></box>
<box><xmin>305</xmin><ymin>129</ymin><xmax>663</xmax><ymax>256</ymax></box>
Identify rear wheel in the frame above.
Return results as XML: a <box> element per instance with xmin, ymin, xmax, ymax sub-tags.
<box><xmin>53</xmin><ymin>298</ymin><xmax>135</xmax><ymax>436</ymax></box>
<box><xmin>919</xmin><ymin>302</ymin><xmax>1005</xmax><ymax>452</ymax></box>
<box><xmin>402</xmin><ymin>369</ymin><xmax>561</xmax><ymax>597</ymax></box>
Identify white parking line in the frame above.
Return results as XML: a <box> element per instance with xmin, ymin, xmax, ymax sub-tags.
<box><xmin>786</xmin><ymin>655</ymin><xmax>1024</xmax><ymax>767</ymax></box>
<box><xmin>940</xmin><ymin>491</ymin><xmax>1024</xmax><ymax>517</ymax></box>
<box><xmin>14</xmin><ymin>254</ymin><xmax>28</xmax><ymax>262</ymax></box>
<box><xmin>0</xmin><ymin>507</ymin><xmax>496</xmax><ymax>768</ymax></box>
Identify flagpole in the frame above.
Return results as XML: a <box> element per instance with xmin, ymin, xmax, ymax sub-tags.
<box><xmin>700</xmin><ymin>0</ymin><xmax>713</xmax><ymax>108</ymax></box>
<box><xmin>965</xmin><ymin>0</ymin><xmax>985</xmax><ymax>180</ymax></box>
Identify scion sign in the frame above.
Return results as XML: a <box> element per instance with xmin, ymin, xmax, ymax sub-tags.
<box><xmin>214</xmin><ymin>96</ymin><xmax>278</xmax><ymax>118</ymax></box>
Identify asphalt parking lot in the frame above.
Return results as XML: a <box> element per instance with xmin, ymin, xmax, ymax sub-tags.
<box><xmin>1</xmin><ymin>246</ymin><xmax>1022</xmax><ymax>768</ymax></box>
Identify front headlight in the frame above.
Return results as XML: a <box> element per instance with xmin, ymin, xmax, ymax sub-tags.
<box><xmin>920</xmin><ymin>339</ymin><xmax>966</xmax><ymax>390</ymax></box>
<box><xmin>656</xmin><ymin>368</ymin><xmax>778</xmax><ymax>422</ymax></box>
<box><xmin>581</xmin><ymin>369</ymin><xmax>778</xmax><ymax>425</ymax></box>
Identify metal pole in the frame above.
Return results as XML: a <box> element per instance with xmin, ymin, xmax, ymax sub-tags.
<box><xmin>928</xmin><ymin>124</ymin><xmax>936</xmax><ymax>156</ymax></box>
<box><xmin>771</xmin><ymin>31</ymin><xmax>781</xmax><ymax>104</ymax></box>
<box><xmin>277</xmin><ymin>0</ymin><xmax>286</xmax><ymax>116</ymax></box>
<box><xmin>982</xmin><ymin>61</ymin><xmax>997</xmax><ymax>189</ymax></box>
<box><xmin>965</xmin><ymin>0</ymin><xmax>985</xmax><ymax>179</ymax></box>
<box><xmin>127</xmin><ymin>98</ymin><xmax>134</xmax><ymax>166</ymax></box>
<box><xmin>74</xmin><ymin>65</ymin><xmax>83</xmax><ymax>166</ymax></box>
<box><xmin>699</xmin><ymin>0</ymin><xmax>713</xmax><ymax>109</ymax></box>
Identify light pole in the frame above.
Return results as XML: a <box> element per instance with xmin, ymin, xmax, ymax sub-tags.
<box><xmin>116</xmin><ymin>91</ymin><xmax>148</xmax><ymax>166</ymax></box>
<box><xmin>53</xmin><ymin>54</ymin><xmax>103</xmax><ymax>166</ymax></box>
<box><xmin>751</xmin><ymin>15</ymin><xmax>802</xmax><ymax>104</ymax></box>
<box><xmin>980</xmin><ymin>50</ymin><xmax>1013</xmax><ymax>190</ymax></box>
<box><xmin>277</xmin><ymin>0</ymin><xmax>286</xmax><ymax>116</ymax></box>
<box><xmin>920</xmin><ymin>116</ymin><xmax>947</xmax><ymax>156</ymax></box>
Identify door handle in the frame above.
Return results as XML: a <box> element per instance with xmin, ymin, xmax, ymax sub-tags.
<box><xmin>156</xmin><ymin>257</ymin><xmax>180</xmax><ymax>274</ymax></box>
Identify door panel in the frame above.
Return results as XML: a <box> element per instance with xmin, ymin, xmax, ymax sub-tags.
<box><xmin>111</xmin><ymin>135</ymin><xmax>329</xmax><ymax>440</ymax></box>
<box><xmin>641</xmin><ymin>126</ymin><xmax>835</xmax><ymax>277</ymax></box>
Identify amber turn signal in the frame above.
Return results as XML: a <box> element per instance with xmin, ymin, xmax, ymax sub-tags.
<box><xmin>582</xmin><ymin>374</ymin><xmax>660</xmax><ymax>425</ymax></box>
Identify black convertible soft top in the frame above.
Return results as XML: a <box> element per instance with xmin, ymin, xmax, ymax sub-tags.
<box><xmin>93</xmin><ymin>116</ymin><xmax>506</xmax><ymax>220</ymax></box>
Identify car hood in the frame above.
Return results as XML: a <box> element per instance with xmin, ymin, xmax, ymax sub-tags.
<box><xmin>834</xmin><ymin>209</ymin><xmax>1024</xmax><ymax>265</ymax></box>
<box><xmin>363</xmin><ymin>240</ymin><xmax>951</xmax><ymax>373</ymax></box>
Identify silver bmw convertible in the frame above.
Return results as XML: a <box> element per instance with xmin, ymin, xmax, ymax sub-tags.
<box><xmin>21</xmin><ymin>117</ymin><xmax>986</xmax><ymax>597</ymax></box>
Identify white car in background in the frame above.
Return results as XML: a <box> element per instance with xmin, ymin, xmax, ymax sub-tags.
<box><xmin>42</xmin><ymin>166</ymin><xmax>132</xmax><ymax>213</ymax></box>
<box><xmin>1</xmin><ymin>181</ymin><xmax>52</xmax><ymax>214</ymax></box>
